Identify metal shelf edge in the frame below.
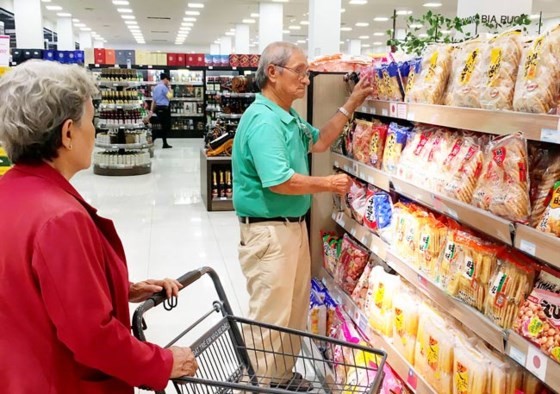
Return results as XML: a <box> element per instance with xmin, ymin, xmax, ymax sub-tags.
<box><xmin>331</xmin><ymin>152</ymin><xmax>391</xmax><ymax>192</ymax></box>
<box><xmin>514</xmin><ymin>224</ymin><xmax>560</xmax><ymax>269</ymax></box>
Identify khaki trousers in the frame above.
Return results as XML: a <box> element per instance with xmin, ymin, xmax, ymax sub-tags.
<box><xmin>238</xmin><ymin>220</ymin><xmax>311</xmax><ymax>382</ymax></box>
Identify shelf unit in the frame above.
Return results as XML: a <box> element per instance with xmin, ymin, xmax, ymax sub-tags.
<box><xmin>200</xmin><ymin>149</ymin><xmax>233</xmax><ymax>212</ymax></box>
<box><xmin>95</xmin><ymin>142</ymin><xmax>154</xmax><ymax>150</ymax></box>
<box><xmin>93</xmin><ymin>163</ymin><xmax>151</xmax><ymax>176</ymax></box>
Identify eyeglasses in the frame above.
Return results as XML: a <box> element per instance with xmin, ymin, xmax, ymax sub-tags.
<box><xmin>272</xmin><ymin>64</ymin><xmax>311</xmax><ymax>80</ymax></box>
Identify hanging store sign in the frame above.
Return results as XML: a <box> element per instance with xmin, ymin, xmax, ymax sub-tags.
<box><xmin>0</xmin><ymin>35</ymin><xmax>9</xmax><ymax>66</ymax></box>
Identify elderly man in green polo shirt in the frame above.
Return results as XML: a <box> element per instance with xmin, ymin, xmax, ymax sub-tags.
<box><xmin>232</xmin><ymin>41</ymin><xmax>373</xmax><ymax>391</ymax></box>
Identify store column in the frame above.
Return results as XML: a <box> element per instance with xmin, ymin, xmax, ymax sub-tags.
<box><xmin>79</xmin><ymin>32</ymin><xmax>92</xmax><ymax>50</ymax></box>
<box><xmin>258</xmin><ymin>2</ymin><xmax>282</xmax><ymax>53</ymax></box>
<box><xmin>235</xmin><ymin>24</ymin><xmax>250</xmax><ymax>54</ymax></box>
<box><xmin>14</xmin><ymin>0</ymin><xmax>43</xmax><ymax>48</ymax></box>
<box><xmin>348</xmin><ymin>39</ymin><xmax>361</xmax><ymax>56</ymax></box>
<box><xmin>56</xmin><ymin>16</ymin><xmax>74</xmax><ymax>51</ymax></box>
<box><xmin>220</xmin><ymin>36</ymin><xmax>232</xmax><ymax>55</ymax></box>
<box><xmin>308</xmin><ymin>0</ymin><xmax>341</xmax><ymax>57</ymax></box>
<box><xmin>456</xmin><ymin>0</ymin><xmax>532</xmax><ymax>34</ymax></box>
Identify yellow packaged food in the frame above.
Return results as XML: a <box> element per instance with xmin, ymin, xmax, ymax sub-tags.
<box><xmin>406</xmin><ymin>44</ymin><xmax>453</xmax><ymax>105</ymax></box>
<box><xmin>537</xmin><ymin>180</ymin><xmax>560</xmax><ymax>237</ymax></box>
<box><xmin>474</xmin><ymin>341</ymin><xmax>523</xmax><ymax>394</ymax></box>
<box><xmin>443</xmin><ymin>138</ymin><xmax>485</xmax><ymax>203</ymax></box>
<box><xmin>453</xmin><ymin>336</ymin><xmax>489</xmax><ymax>394</ymax></box>
<box><xmin>392</xmin><ymin>285</ymin><xmax>420</xmax><ymax>364</ymax></box>
<box><xmin>448</xmin><ymin>38</ymin><xmax>486</xmax><ymax>108</ymax></box>
<box><xmin>392</xmin><ymin>204</ymin><xmax>428</xmax><ymax>267</ymax></box>
<box><xmin>366</xmin><ymin>266</ymin><xmax>401</xmax><ymax>337</ymax></box>
<box><xmin>416</xmin><ymin>215</ymin><xmax>447</xmax><ymax>280</ymax></box>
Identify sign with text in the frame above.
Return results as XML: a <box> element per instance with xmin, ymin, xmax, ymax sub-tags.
<box><xmin>0</xmin><ymin>35</ymin><xmax>9</xmax><ymax>67</ymax></box>
<box><xmin>456</xmin><ymin>0</ymin><xmax>531</xmax><ymax>32</ymax></box>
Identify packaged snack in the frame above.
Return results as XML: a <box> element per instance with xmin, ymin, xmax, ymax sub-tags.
<box><xmin>324</xmin><ymin>291</ymin><xmax>339</xmax><ymax>336</ymax></box>
<box><xmin>363</xmin><ymin>186</ymin><xmax>378</xmax><ymax>232</ymax></box>
<box><xmin>382</xmin><ymin>122</ymin><xmax>411</xmax><ymax>174</ymax></box>
<box><xmin>406</xmin><ymin>44</ymin><xmax>453</xmax><ymax>105</ymax></box>
<box><xmin>392</xmin><ymin>203</ymin><xmax>428</xmax><ymax>265</ymax></box>
<box><xmin>471</xmin><ymin>133</ymin><xmax>530</xmax><ymax>223</ymax></box>
<box><xmin>513</xmin><ymin>26</ymin><xmax>560</xmax><ymax>113</ymax></box>
<box><xmin>336</xmin><ymin>234</ymin><xmax>371</xmax><ymax>294</ymax></box>
<box><xmin>322</xmin><ymin>231</ymin><xmax>342</xmax><ymax>275</ymax></box>
<box><xmin>382</xmin><ymin>61</ymin><xmax>404</xmax><ymax>102</ymax></box>
<box><xmin>369</xmin><ymin>123</ymin><xmax>388</xmax><ymax>169</ymax></box>
<box><xmin>474</xmin><ymin>341</ymin><xmax>524</xmax><ymax>394</ymax></box>
<box><xmin>480</xmin><ymin>30</ymin><xmax>523</xmax><ymax>110</ymax></box>
<box><xmin>392</xmin><ymin>285</ymin><xmax>420</xmax><ymax>364</ymax></box>
<box><xmin>396</xmin><ymin>126</ymin><xmax>433</xmax><ymax>183</ymax></box>
<box><xmin>537</xmin><ymin>180</ymin><xmax>560</xmax><ymax>237</ymax></box>
<box><xmin>349</xmin><ymin>179</ymin><xmax>368</xmax><ymax>225</ymax></box>
<box><xmin>416</xmin><ymin>215</ymin><xmax>448</xmax><ymax>280</ymax></box>
<box><xmin>453</xmin><ymin>335</ymin><xmax>489</xmax><ymax>394</ymax></box>
<box><xmin>514</xmin><ymin>268</ymin><xmax>560</xmax><ymax>362</ymax></box>
<box><xmin>405</xmin><ymin>58</ymin><xmax>422</xmax><ymax>98</ymax></box>
<box><xmin>373</xmin><ymin>192</ymin><xmax>393</xmax><ymax>233</ymax></box>
<box><xmin>443</xmin><ymin>138</ymin><xmax>485</xmax><ymax>203</ymax></box>
<box><xmin>529</xmin><ymin>145</ymin><xmax>560</xmax><ymax>227</ymax></box>
<box><xmin>353</xmin><ymin>119</ymin><xmax>375</xmax><ymax>164</ymax></box>
<box><xmin>345</xmin><ymin>120</ymin><xmax>357</xmax><ymax>158</ymax></box>
<box><xmin>309</xmin><ymin>290</ymin><xmax>327</xmax><ymax>336</ymax></box>
<box><xmin>425</xmin><ymin>131</ymin><xmax>462</xmax><ymax>191</ymax></box>
<box><xmin>376</xmin><ymin>65</ymin><xmax>387</xmax><ymax>101</ymax></box>
<box><xmin>351</xmin><ymin>262</ymin><xmax>373</xmax><ymax>310</ymax></box>
<box><xmin>485</xmin><ymin>249</ymin><xmax>537</xmax><ymax>329</ymax></box>
<box><xmin>399</xmin><ymin>61</ymin><xmax>411</xmax><ymax>94</ymax></box>
<box><xmin>448</xmin><ymin>38</ymin><xmax>486</xmax><ymax>108</ymax></box>
<box><xmin>379</xmin><ymin>364</ymin><xmax>406</xmax><ymax>394</ymax></box>
<box><xmin>366</xmin><ymin>265</ymin><xmax>401</xmax><ymax>337</ymax></box>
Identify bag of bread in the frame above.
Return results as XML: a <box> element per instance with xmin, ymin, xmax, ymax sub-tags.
<box><xmin>480</xmin><ymin>30</ymin><xmax>523</xmax><ymax>110</ymax></box>
<box><xmin>471</xmin><ymin>132</ymin><xmax>530</xmax><ymax>223</ymax></box>
<box><xmin>392</xmin><ymin>285</ymin><xmax>420</xmax><ymax>364</ymax></box>
<box><xmin>353</xmin><ymin>119</ymin><xmax>375</xmax><ymax>164</ymax></box>
<box><xmin>448</xmin><ymin>38</ymin><xmax>486</xmax><ymax>108</ymax></box>
<box><xmin>485</xmin><ymin>249</ymin><xmax>537</xmax><ymax>329</ymax></box>
<box><xmin>529</xmin><ymin>145</ymin><xmax>560</xmax><ymax>227</ymax></box>
<box><xmin>513</xmin><ymin>25</ymin><xmax>560</xmax><ymax>114</ymax></box>
<box><xmin>369</xmin><ymin>123</ymin><xmax>388</xmax><ymax>169</ymax></box>
<box><xmin>406</xmin><ymin>44</ymin><xmax>453</xmax><ymax>105</ymax></box>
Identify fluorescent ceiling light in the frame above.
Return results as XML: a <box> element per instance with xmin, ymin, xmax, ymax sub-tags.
<box><xmin>182</xmin><ymin>22</ymin><xmax>194</xmax><ymax>27</ymax></box>
<box><xmin>251</xmin><ymin>13</ymin><xmax>259</xmax><ymax>17</ymax></box>
<box><xmin>349</xmin><ymin>0</ymin><xmax>367</xmax><ymax>4</ymax></box>
<box><xmin>121</xmin><ymin>15</ymin><xmax>135</xmax><ymax>19</ymax></box>
<box><xmin>283</xmin><ymin>30</ymin><xmax>290</xmax><ymax>34</ymax></box>
<box><xmin>359</xmin><ymin>35</ymin><xmax>369</xmax><ymax>39</ymax></box>
<box><xmin>72</xmin><ymin>18</ymin><xmax>79</xmax><ymax>22</ymax></box>
<box><xmin>341</xmin><ymin>8</ymin><xmax>346</xmax><ymax>13</ymax></box>
<box><xmin>373</xmin><ymin>32</ymin><xmax>384</xmax><ymax>36</ymax></box>
<box><xmin>410</xmin><ymin>23</ymin><xmax>423</xmax><ymax>28</ymax></box>
<box><xmin>396</xmin><ymin>10</ymin><xmax>413</xmax><ymax>15</ymax></box>
<box><xmin>355</xmin><ymin>22</ymin><xmax>369</xmax><ymax>27</ymax></box>
<box><xmin>74</xmin><ymin>23</ymin><xmax>86</xmax><ymax>27</ymax></box>
<box><xmin>440</xmin><ymin>29</ymin><xmax>451</xmax><ymax>34</ymax></box>
<box><xmin>242</xmin><ymin>18</ymin><xmax>256</xmax><ymax>23</ymax></box>
<box><xmin>297</xmin><ymin>39</ymin><xmax>306</xmax><ymax>44</ymax></box>
<box><xmin>419</xmin><ymin>33</ymin><xmax>429</xmax><ymax>37</ymax></box>
<box><xmin>128</xmin><ymin>27</ymin><xmax>141</xmax><ymax>31</ymax></box>
<box><xmin>530</xmin><ymin>14</ymin><xmax>541</xmax><ymax>20</ymax></box>
<box><xmin>125</xmin><ymin>20</ymin><xmax>138</xmax><ymax>25</ymax></box>
<box><xmin>373</xmin><ymin>41</ymin><xmax>383</xmax><ymax>45</ymax></box>
<box><xmin>288</xmin><ymin>25</ymin><xmax>301</xmax><ymax>30</ymax></box>
<box><xmin>373</xmin><ymin>17</ymin><xmax>389</xmax><ymax>22</ymax></box>
<box><xmin>45</xmin><ymin>5</ymin><xmax>62</xmax><ymax>10</ymax></box>
<box><xmin>112</xmin><ymin>0</ymin><xmax>129</xmax><ymax>4</ymax></box>
<box><xmin>57</xmin><ymin>12</ymin><xmax>71</xmax><ymax>17</ymax></box>
<box><xmin>117</xmin><ymin>8</ymin><xmax>132</xmax><ymax>13</ymax></box>
<box><xmin>340</xmin><ymin>27</ymin><xmax>352</xmax><ymax>31</ymax></box>
<box><xmin>41</xmin><ymin>0</ymin><xmax>52</xmax><ymax>2</ymax></box>
<box><xmin>183</xmin><ymin>17</ymin><xmax>197</xmax><ymax>22</ymax></box>
<box><xmin>300</xmin><ymin>20</ymin><xmax>309</xmax><ymax>25</ymax></box>
<box><xmin>272</xmin><ymin>0</ymin><xmax>289</xmax><ymax>2</ymax></box>
<box><xmin>362</xmin><ymin>44</ymin><xmax>371</xmax><ymax>47</ymax></box>
<box><xmin>80</xmin><ymin>27</ymin><xmax>92</xmax><ymax>31</ymax></box>
<box><xmin>423</xmin><ymin>2</ymin><xmax>442</xmax><ymax>7</ymax></box>
<box><xmin>188</xmin><ymin>3</ymin><xmax>204</xmax><ymax>8</ymax></box>
<box><xmin>225</xmin><ymin>32</ymin><xmax>235</xmax><ymax>36</ymax></box>
<box><xmin>185</xmin><ymin>10</ymin><xmax>200</xmax><ymax>16</ymax></box>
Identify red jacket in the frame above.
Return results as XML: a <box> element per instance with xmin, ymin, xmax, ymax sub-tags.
<box><xmin>0</xmin><ymin>163</ymin><xmax>173</xmax><ymax>393</ymax></box>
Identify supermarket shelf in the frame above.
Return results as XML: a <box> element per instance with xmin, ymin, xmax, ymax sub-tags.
<box><xmin>320</xmin><ymin>269</ymin><xmax>436</xmax><ymax>394</ymax></box>
<box><xmin>204</xmin><ymin>154</ymin><xmax>232</xmax><ymax>162</ymax></box>
<box><xmin>97</xmin><ymin>123</ymin><xmax>145</xmax><ymax>130</ymax></box>
<box><xmin>95</xmin><ymin>142</ymin><xmax>153</xmax><ymax>150</ymax></box>
<box><xmin>391</xmin><ymin>176</ymin><xmax>514</xmax><ymax>245</ymax></box>
<box><xmin>384</xmin><ymin>250</ymin><xmax>507</xmax><ymax>353</ymax></box>
<box><xmin>331</xmin><ymin>152</ymin><xmax>391</xmax><ymax>192</ymax></box>
<box><xmin>210</xmin><ymin>198</ymin><xmax>234</xmax><ymax>212</ymax></box>
<box><xmin>171</xmin><ymin>113</ymin><xmax>204</xmax><ymax>118</ymax></box>
<box><xmin>215</xmin><ymin>92</ymin><xmax>256</xmax><ymax>98</ymax></box>
<box><xmin>514</xmin><ymin>224</ymin><xmax>560</xmax><ymax>269</ymax></box>
<box><xmin>97</xmin><ymin>81</ymin><xmax>144</xmax><ymax>88</ymax></box>
<box><xmin>212</xmin><ymin>197</ymin><xmax>232</xmax><ymax>202</ymax></box>
<box><xmin>171</xmin><ymin>98</ymin><xmax>203</xmax><ymax>102</ymax></box>
<box><xmin>331</xmin><ymin>211</ymin><xmax>388</xmax><ymax>261</ymax></box>
<box><xmin>216</xmin><ymin>113</ymin><xmax>243</xmax><ymax>119</ymax></box>
<box><xmin>506</xmin><ymin>331</ymin><xmax>560</xmax><ymax>393</ymax></box>
<box><xmin>99</xmin><ymin>103</ymin><xmax>143</xmax><ymax>110</ymax></box>
<box><xmin>358</xmin><ymin>100</ymin><xmax>560</xmax><ymax>144</ymax></box>
<box><xmin>93</xmin><ymin>163</ymin><xmax>151</xmax><ymax>176</ymax></box>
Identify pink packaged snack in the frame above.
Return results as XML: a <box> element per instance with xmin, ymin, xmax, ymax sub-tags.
<box><xmin>335</xmin><ymin>234</ymin><xmax>371</xmax><ymax>294</ymax></box>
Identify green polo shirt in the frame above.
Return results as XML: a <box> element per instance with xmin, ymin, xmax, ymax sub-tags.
<box><xmin>232</xmin><ymin>94</ymin><xmax>320</xmax><ymax>218</ymax></box>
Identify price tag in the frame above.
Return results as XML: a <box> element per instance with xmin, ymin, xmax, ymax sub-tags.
<box><xmin>389</xmin><ymin>102</ymin><xmax>398</xmax><ymax>117</ymax></box>
<box><xmin>508</xmin><ymin>345</ymin><xmax>527</xmax><ymax>366</ymax></box>
<box><xmin>95</xmin><ymin>63</ymin><xmax>100</xmax><ymax>68</ymax></box>
<box><xmin>526</xmin><ymin>345</ymin><xmax>548</xmax><ymax>381</ymax></box>
<box><xmin>381</xmin><ymin>108</ymin><xmax>389</xmax><ymax>117</ymax></box>
<box><xmin>417</xmin><ymin>275</ymin><xmax>429</xmax><ymax>290</ymax></box>
<box><xmin>370</xmin><ymin>107</ymin><xmax>377</xmax><ymax>115</ymax></box>
<box><xmin>446</xmin><ymin>208</ymin><xmax>459</xmax><ymax>220</ymax></box>
<box><xmin>367</xmin><ymin>175</ymin><xmax>374</xmax><ymax>184</ymax></box>
<box><xmin>352</xmin><ymin>162</ymin><xmax>359</xmax><ymax>175</ymax></box>
<box><xmin>340</xmin><ymin>218</ymin><xmax>346</xmax><ymax>227</ymax></box>
<box><xmin>350</xmin><ymin>227</ymin><xmax>357</xmax><ymax>237</ymax></box>
<box><xmin>407</xmin><ymin>112</ymin><xmax>415</xmax><ymax>122</ymax></box>
<box><xmin>371</xmin><ymin>245</ymin><xmax>380</xmax><ymax>256</ymax></box>
<box><xmin>358</xmin><ymin>313</ymin><xmax>369</xmax><ymax>333</ymax></box>
<box><xmin>359</xmin><ymin>171</ymin><xmax>366</xmax><ymax>180</ymax></box>
<box><xmin>344</xmin><ymin>165</ymin><xmax>350</xmax><ymax>173</ymax></box>
<box><xmin>361</xmin><ymin>235</ymin><xmax>370</xmax><ymax>246</ymax></box>
<box><xmin>148</xmin><ymin>65</ymin><xmax>153</xmax><ymax>69</ymax></box>
<box><xmin>334</xmin><ymin>160</ymin><xmax>340</xmax><ymax>168</ymax></box>
<box><xmin>541</xmin><ymin>128</ymin><xmax>560</xmax><ymax>144</ymax></box>
<box><xmin>208</xmin><ymin>66</ymin><xmax>214</xmax><ymax>70</ymax></box>
<box><xmin>360</xmin><ymin>106</ymin><xmax>367</xmax><ymax>113</ymax></box>
<box><xmin>519</xmin><ymin>239</ymin><xmax>536</xmax><ymax>256</ymax></box>
<box><xmin>397</xmin><ymin>103</ymin><xmax>407</xmax><ymax>119</ymax></box>
<box><xmin>406</xmin><ymin>369</ymin><xmax>418</xmax><ymax>390</ymax></box>
<box><xmin>393</xmin><ymin>182</ymin><xmax>402</xmax><ymax>194</ymax></box>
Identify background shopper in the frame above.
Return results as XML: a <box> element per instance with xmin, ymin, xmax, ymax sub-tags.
<box><xmin>232</xmin><ymin>41</ymin><xmax>373</xmax><ymax>391</ymax></box>
<box><xmin>0</xmin><ymin>60</ymin><xmax>196</xmax><ymax>394</ymax></box>
<box><xmin>151</xmin><ymin>72</ymin><xmax>173</xmax><ymax>149</ymax></box>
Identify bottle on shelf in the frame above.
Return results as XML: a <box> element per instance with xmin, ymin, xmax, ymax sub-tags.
<box><xmin>219</xmin><ymin>171</ymin><xmax>227</xmax><ymax>198</ymax></box>
<box><xmin>212</xmin><ymin>172</ymin><xmax>219</xmax><ymax>199</ymax></box>
<box><xmin>226</xmin><ymin>171</ymin><xmax>233</xmax><ymax>199</ymax></box>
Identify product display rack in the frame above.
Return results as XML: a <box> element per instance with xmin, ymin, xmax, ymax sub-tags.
<box><xmin>200</xmin><ymin>149</ymin><xmax>233</xmax><ymax>212</ymax></box>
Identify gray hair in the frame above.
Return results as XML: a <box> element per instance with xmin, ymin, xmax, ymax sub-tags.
<box><xmin>255</xmin><ymin>41</ymin><xmax>301</xmax><ymax>89</ymax></box>
<box><xmin>0</xmin><ymin>60</ymin><xmax>98</xmax><ymax>164</ymax></box>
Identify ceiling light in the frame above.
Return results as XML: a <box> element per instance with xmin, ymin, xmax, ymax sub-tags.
<box><xmin>359</xmin><ymin>35</ymin><xmax>369</xmax><ymax>39</ymax></box>
<box><xmin>72</xmin><ymin>18</ymin><xmax>79</xmax><ymax>22</ymax></box>
<box><xmin>423</xmin><ymin>2</ymin><xmax>442</xmax><ymax>7</ymax></box>
<box><xmin>283</xmin><ymin>29</ymin><xmax>290</xmax><ymax>34</ymax></box>
<box><xmin>179</xmin><ymin>28</ymin><xmax>191</xmax><ymax>33</ymax></box>
<box><xmin>57</xmin><ymin>12</ymin><xmax>71</xmax><ymax>17</ymax></box>
<box><xmin>121</xmin><ymin>15</ymin><xmax>135</xmax><ymax>19</ymax></box>
<box><xmin>185</xmin><ymin>11</ymin><xmax>200</xmax><ymax>16</ymax></box>
<box><xmin>396</xmin><ymin>10</ymin><xmax>413</xmax><ymax>15</ymax></box>
<box><xmin>117</xmin><ymin>8</ymin><xmax>132</xmax><ymax>13</ymax></box>
<box><xmin>112</xmin><ymin>0</ymin><xmax>129</xmax><ymax>4</ymax></box>
<box><xmin>373</xmin><ymin>17</ymin><xmax>389</xmax><ymax>22</ymax></box>
<box><xmin>340</xmin><ymin>8</ymin><xmax>346</xmax><ymax>13</ymax></box>
<box><xmin>373</xmin><ymin>41</ymin><xmax>383</xmax><ymax>45</ymax></box>
<box><xmin>440</xmin><ymin>29</ymin><xmax>451</xmax><ymax>34</ymax></box>
<box><xmin>410</xmin><ymin>23</ymin><xmax>423</xmax><ymax>28</ymax></box>
<box><xmin>125</xmin><ymin>20</ymin><xmax>138</xmax><ymax>25</ymax></box>
<box><xmin>419</xmin><ymin>33</ymin><xmax>429</xmax><ymax>37</ymax></box>
<box><xmin>373</xmin><ymin>32</ymin><xmax>384</xmax><ymax>36</ymax></box>
<box><xmin>242</xmin><ymin>18</ymin><xmax>256</xmax><ymax>23</ymax></box>
<box><xmin>300</xmin><ymin>20</ymin><xmax>309</xmax><ymax>25</ymax></box>
<box><xmin>187</xmin><ymin>3</ymin><xmax>204</xmax><ymax>8</ymax></box>
<box><xmin>251</xmin><ymin>13</ymin><xmax>259</xmax><ymax>18</ymax></box>
<box><xmin>183</xmin><ymin>17</ymin><xmax>197</xmax><ymax>22</ymax></box>
<box><xmin>362</xmin><ymin>44</ymin><xmax>371</xmax><ymax>47</ymax></box>
<box><xmin>355</xmin><ymin>22</ymin><xmax>369</xmax><ymax>27</ymax></box>
<box><xmin>297</xmin><ymin>40</ymin><xmax>306</xmax><ymax>44</ymax></box>
<box><xmin>340</xmin><ymin>27</ymin><xmax>352</xmax><ymax>31</ymax></box>
<box><xmin>288</xmin><ymin>25</ymin><xmax>301</xmax><ymax>30</ymax></box>
<box><xmin>45</xmin><ymin>5</ymin><xmax>63</xmax><ymax>10</ymax></box>
<box><xmin>41</xmin><ymin>0</ymin><xmax>52</xmax><ymax>2</ymax></box>
<box><xmin>80</xmin><ymin>27</ymin><xmax>92</xmax><ymax>31</ymax></box>
<box><xmin>225</xmin><ymin>32</ymin><xmax>235</xmax><ymax>36</ymax></box>
<box><xmin>128</xmin><ymin>27</ymin><xmax>141</xmax><ymax>31</ymax></box>
<box><xmin>349</xmin><ymin>0</ymin><xmax>367</xmax><ymax>4</ymax></box>
<box><xmin>74</xmin><ymin>23</ymin><xmax>86</xmax><ymax>27</ymax></box>
<box><xmin>530</xmin><ymin>14</ymin><xmax>541</xmax><ymax>20</ymax></box>
<box><xmin>182</xmin><ymin>23</ymin><xmax>194</xmax><ymax>27</ymax></box>
<box><xmin>272</xmin><ymin>0</ymin><xmax>289</xmax><ymax>2</ymax></box>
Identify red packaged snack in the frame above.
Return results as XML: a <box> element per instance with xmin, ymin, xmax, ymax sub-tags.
<box><xmin>353</xmin><ymin>120</ymin><xmax>375</xmax><ymax>164</ymax></box>
<box><xmin>369</xmin><ymin>123</ymin><xmax>388</xmax><ymax>169</ymax></box>
<box><xmin>363</xmin><ymin>185</ymin><xmax>378</xmax><ymax>232</ymax></box>
<box><xmin>335</xmin><ymin>234</ymin><xmax>371</xmax><ymax>294</ymax></box>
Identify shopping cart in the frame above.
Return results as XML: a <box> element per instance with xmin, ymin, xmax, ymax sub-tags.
<box><xmin>133</xmin><ymin>267</ymin><xmax>386</xmax><ymax>394</ymax></box>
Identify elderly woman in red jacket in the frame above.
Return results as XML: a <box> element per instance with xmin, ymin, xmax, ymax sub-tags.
<box><xmin>0</xmin><ymin>60</ymin><xmax>197</xmax><ymax>393</ymax></box>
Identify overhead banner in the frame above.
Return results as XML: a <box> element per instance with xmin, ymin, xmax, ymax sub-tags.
<box><xmin>0</xmin><ymin>35</ymin><xmax>9</xmax><ymax>66</ymax></box>
<box><xmin>457</xmin><ymin>0</ymin><xmax>532</xmax><ymax>24</ymax></box>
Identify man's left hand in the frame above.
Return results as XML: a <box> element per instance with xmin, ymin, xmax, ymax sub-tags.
<box><xmin>129</xmin><ymin>278</ymin><xmax>183</xmax><ymax>303</ymax></box>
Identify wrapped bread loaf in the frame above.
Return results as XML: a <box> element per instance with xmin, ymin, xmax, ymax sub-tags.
<box><xmin>406</xmin><ymin>44</ymin><xmax>453</xmax><ymax>105</ymax></box>
<box><xmin>448</xmin><ymin>38</ymin><xmax>486</xmax><ymax>108</ymax></box>
<box><xmin>513</xmin><ymin>25</ymin><xmax>560</xmax><ymax>113</ymax></box>
<box><xmin>480</xmin><ymin>30</ymin><xmax>523</xmax><ymax>110</ymax></box>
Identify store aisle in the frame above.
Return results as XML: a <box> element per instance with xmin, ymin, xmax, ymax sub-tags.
<box><xmin>72</xmin><ymin>140</ymin><xmax>249</xmax><ymax>350</ymax></box>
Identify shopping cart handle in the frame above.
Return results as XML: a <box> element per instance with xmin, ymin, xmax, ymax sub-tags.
<box><xmin>145</xmin><ymin>268</ymin><xmax>205</xmax><ymax>308</ymax></box>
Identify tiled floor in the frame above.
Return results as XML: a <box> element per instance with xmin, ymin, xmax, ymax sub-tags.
<box><xmin>72</xmin><ymin>139</ymin><xmax>249</xmax><ymax>392</ymax></box>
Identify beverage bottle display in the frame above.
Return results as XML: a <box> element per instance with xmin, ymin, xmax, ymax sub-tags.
<box><xmin>211</xmin><ymin>172</ymin><xmax>218</xmax><ymax>199</ymax></box>
<box><xmin>219</xmin><ymin>171</ymin><xmax>226</xmax><ymax>198</ymax></box>
<box><xmin>226</xmin><ymin>171</ymin><xmax>233</xmax><ymax>199</ymax></box>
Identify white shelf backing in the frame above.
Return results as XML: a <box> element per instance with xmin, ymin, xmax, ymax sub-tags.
<box><xmin>320</xmin><ymin>269</ymin><xmax>437</xmax><ymax>394</ymax></box>
<box><xmin>357</xmin><ymin>100</ymin><xmax>560</xmax><ymax>144</ymax></box>
<box><xmin>514</xmin><ymin>224</ymin><xmax>560</xmax><ymax>270</ymax></box>
<box><xmin>331</xmin><ymin>152</ymin><xmax>391</xmax><ymax>192</ymax></box>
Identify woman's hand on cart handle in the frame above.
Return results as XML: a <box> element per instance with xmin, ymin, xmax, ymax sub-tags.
<box><xmin>169</xmin><ymin>346</ymin><xmax>198</xmax><ymax>378</ymax></box>
<box><xmin>128</xmin><ymin>278</ymin><xmax>183</xmax><ymax>303</ymax></box>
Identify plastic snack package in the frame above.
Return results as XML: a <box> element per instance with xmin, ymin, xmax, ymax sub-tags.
<box><xmin>382</xmin><ymin>122</ymin><xmax>412</xmax><ymax>174</ymax></box>
<box><xmin>396</xmin><ymin>125</ymin><xmax>433</xmax><ymax>183</ymax></box>
<box><xmin>513</xmin><ymin>268</ymin><xmax>560</xmax><ymax>362</ymax></box>
<box><xmin>399</xmin><ymin>61</ymin><xmax>411</xmax><ymax>95</ymax></box>
<box><xmin>351</xmin><ymin>262</ymin><xmax>373</xmax><ymax>310</ymax></box>
<box><xmin>349</xmin><ymin>179</ymin><xmax>368</xmax><ymax>225</ymax></box>
<box><xmin>425</xmin><ymin>130</ymin><xmax>462</xmax><ymax>192</ymax></box>
<box><xmin>416</xmin><ymin>215</ymin><xmax>448</xmax><ymax>280</ymax></box>
<box><xmin>383</xmin><ymin>61</ymin><xmax>404</xmax><ymax>102</ymax></box>
<box><xmin>363</xmin><ymin>185</ymin><xmax>378</xmax><ymax>232</ymax></box>
<box><xmin>406</xmin><ymin>44</ymin><xmax>454</xmax><ymax>105</ymax></box>
<box><xmin>379</xmin><ymin>363</ymin><xmax>407</xmax><ymax>394</ymax></box>
<box><xmin>513</xmin><ymin>25</ymin><xmax>560</xmax><ymax>114</ymax></box>
<box><xmin>392</xmin><ymin>285</ymin><xmax>420</xmax><ymax>364</ymax></box>
<box><xmin>392</xmin><ymin>203</ymin><xmax>428</xmax><ymax>266</ymax></box>
<box><xmin>373</xmin><ymin>191</ymin><xmax>393</xmax><ymax>241</ymax></box>
<box><xmin>366</xmin><ymin>266</ymin><xmax>401</xmax><ymax>337</ymax></box>
<box><xmin>336</xmin><ymin>234</ymin><xmax>371</xmax><ymax>295</ymax></box>
<box><xmin>443</xmin><ymin>138</ymin><xmax>485</xmax><ymax>202</ymax></box>
<box><xmin>309</xmin><ymin>290</ymin><xmax>327</xmax><ymax>336</ymax></box>
<box><xmin>322</xmin><ymin>231</ymin><xmax>342</xmax><ymax>275</ymax></box>
<box><xmin>474</xmin><ymin>341</ymin><xmax>524</xmax><ymax>394</ymax></box>
<box><xmin>404</xmin><ymin>58</ymin><xmax>422</xmax><ymax>99</ymax></box>
<box><xmin>344</xmin><ymin>120</ymin><xmax>357</xmax><ymax>159</ymax></box>
<box><xmin>369</xmin><ymin>123</ymin><xmax>389</xmax><ymax>169</ymax></box>
<box><xmin>485</xmin><ymin>249</ymin><xmax>538</xmax><ymax>329</ymax></box>
<box><xmin>353</xmin><ymin>119</ymin><xmax>375</xmax><ymax>164</ymax></box>
<box><xmin>529</xmin><ymin>145</ymin><xmax>560</xmax><ymax>227</ymax></box>
<box><xmin>448</xmin><ymin>38</ymin><xmax>486</xmax><ymax>108</ymax></box>
<box><xmin>471</xmin><ymin>132</ymin><xmax>531</xmax><ymax>223</ymax></box>
<box><xmin>537</xmin><ymin>179</ymin><xmax>560</xmax><ymax>237</ymax></box>
<box><xmin>479</xmin><ymin>30</ymin><xmax>523</xmax><ymax>111</ymax></box>
<box><xmin>452</xmin><ymin>334</ymin><xmax>489</xmax><ymax>394</ymax></box>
